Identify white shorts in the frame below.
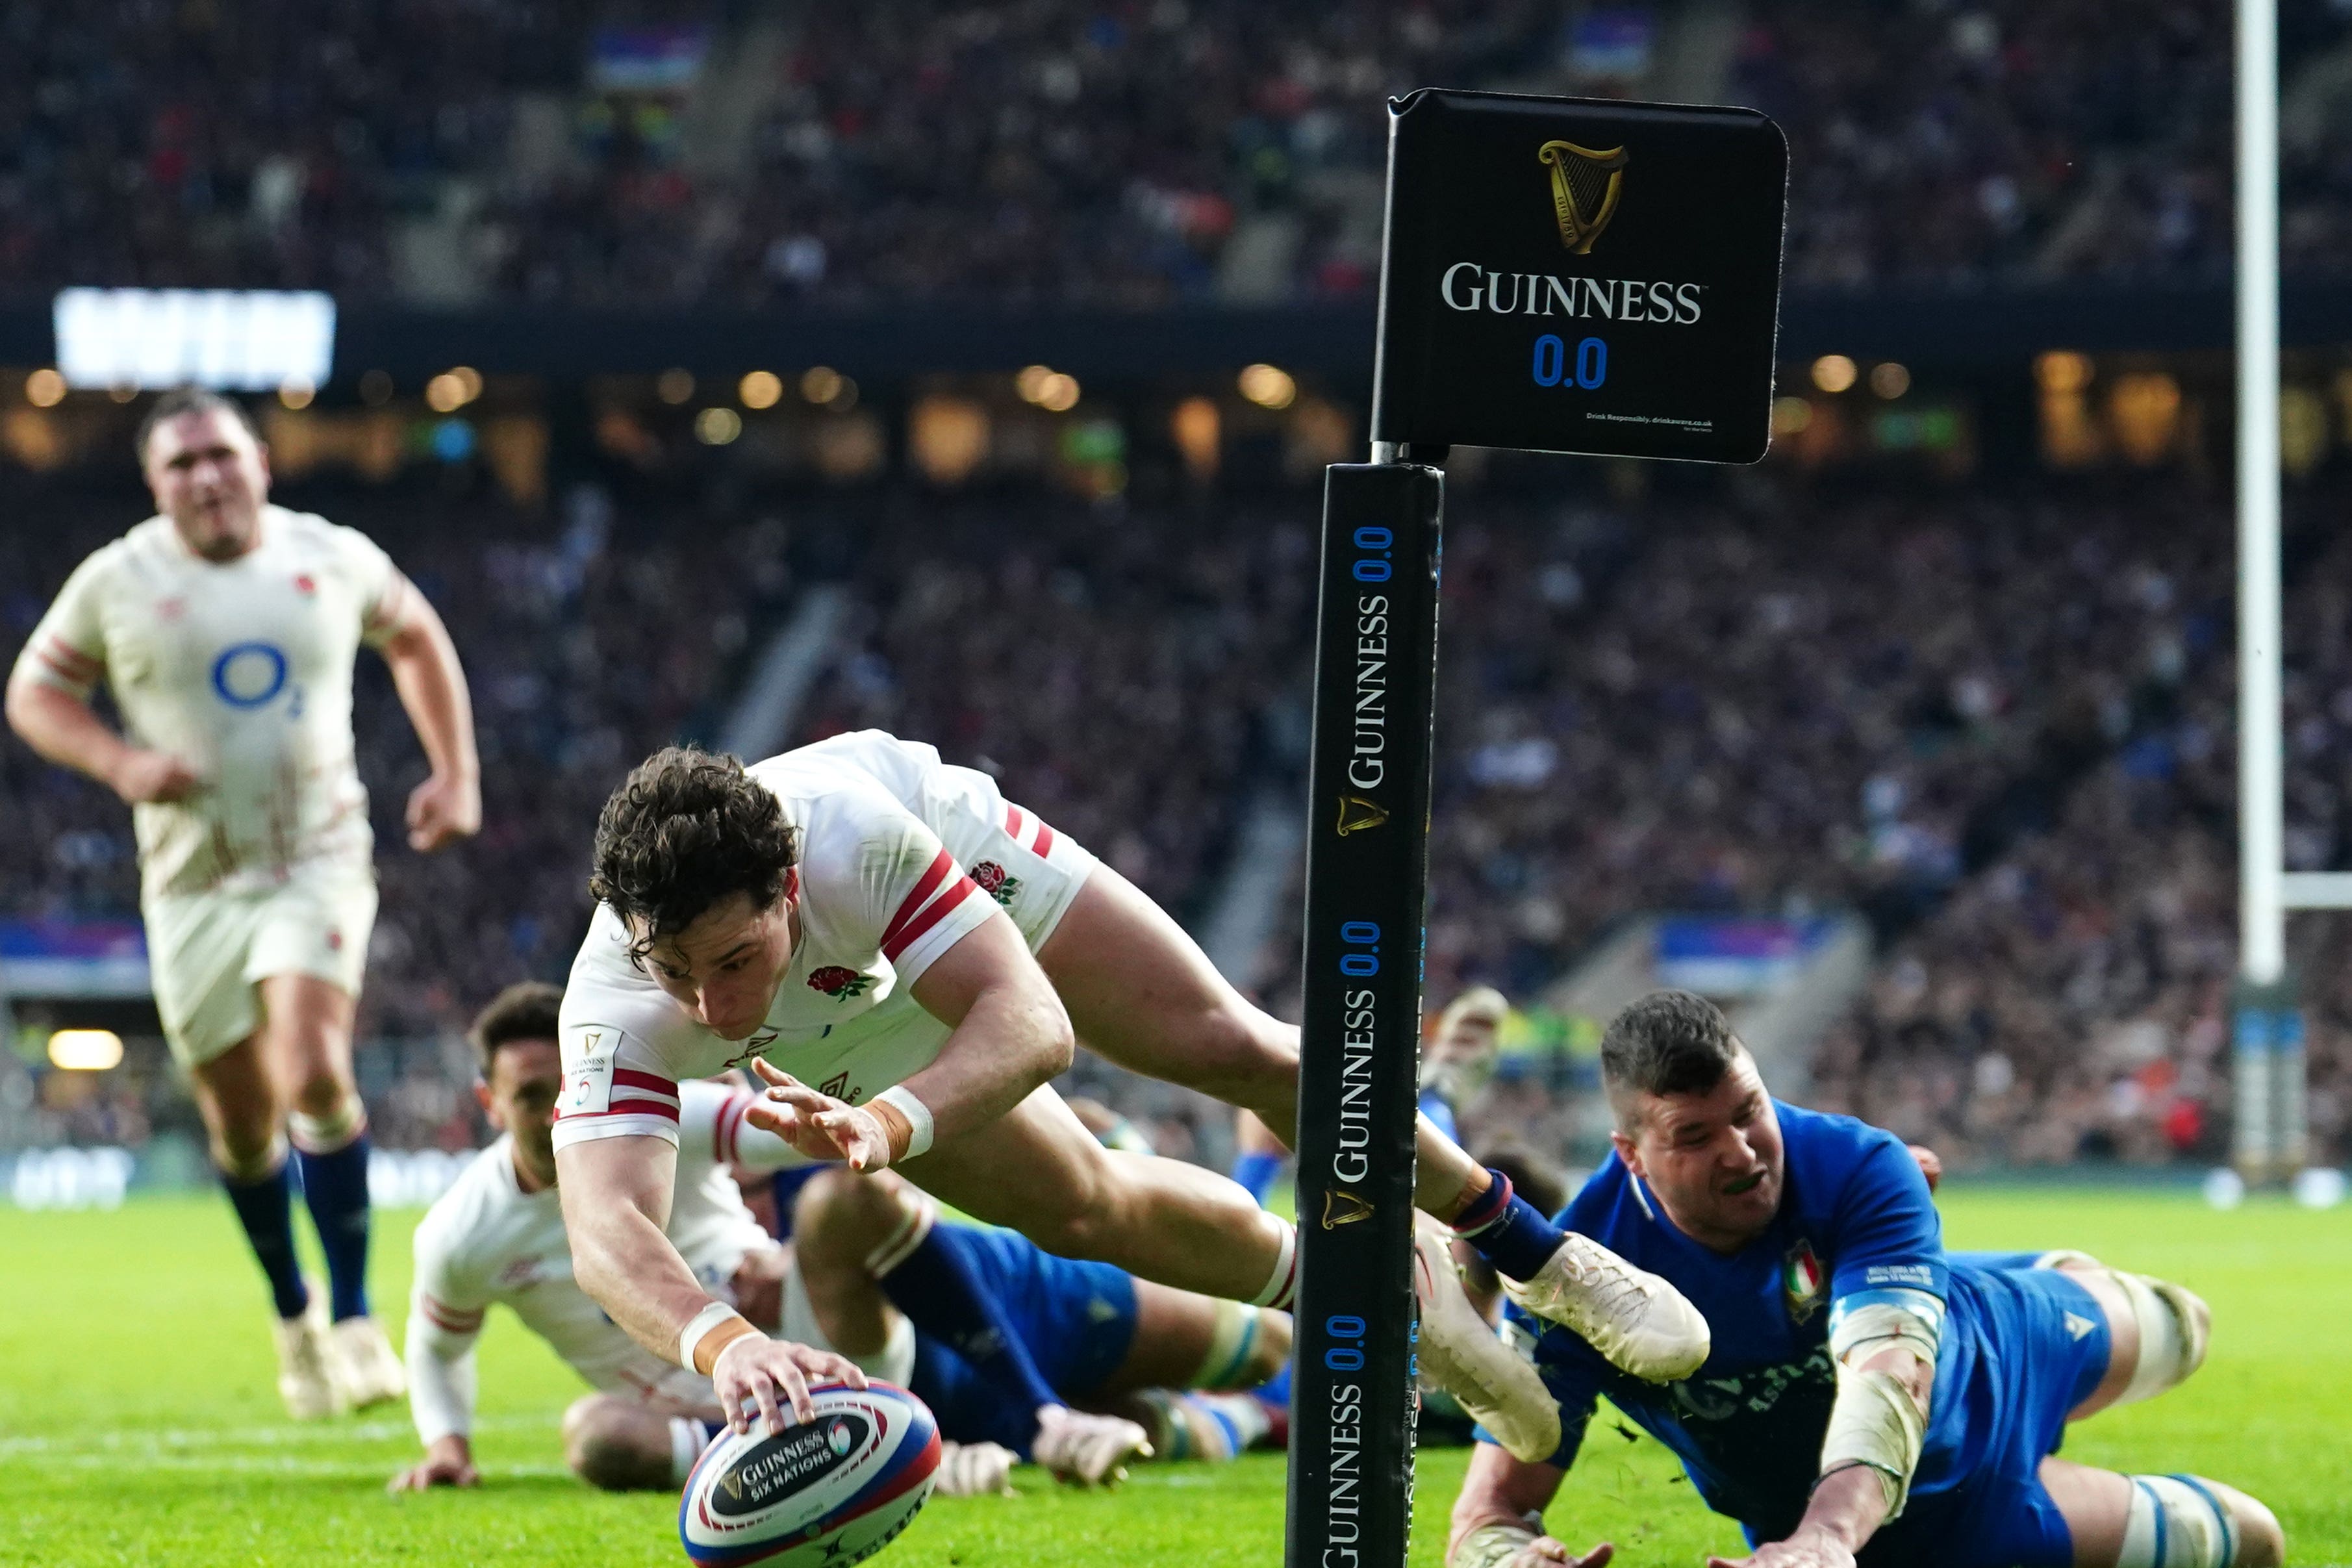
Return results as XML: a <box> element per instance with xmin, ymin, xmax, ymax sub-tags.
<box><xmin>144</xmin><ymin>863</ymin><xmax>377</xmax><ymax>1067</ymax></box>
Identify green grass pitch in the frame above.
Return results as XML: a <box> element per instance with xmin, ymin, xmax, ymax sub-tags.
<box><xmin>2</xmin><ymin>1187</ymin><xmax>2346</xmax><ymax>1566</ymax></box>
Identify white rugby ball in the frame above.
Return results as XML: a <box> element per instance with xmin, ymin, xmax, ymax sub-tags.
<box><xmin>679</xmin><ymin>1382</ymin><xmax>941</xmax><ymax>1568</ymax></box>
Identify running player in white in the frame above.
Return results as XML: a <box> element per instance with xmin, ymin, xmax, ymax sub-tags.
<box><xmin>5</xmin><ymin>387</ymin><xmax>479</xmax><ymax>1417</ymax></box>
<box><xmin>394</xmin><ymin>982</ymin><xmax>1264</xmax><ymax>1494</ymax></box>
<box><xmin>550</xmin><ymin>733</ymin><xmax>1707</xmax><ymax>1454</ymax></box>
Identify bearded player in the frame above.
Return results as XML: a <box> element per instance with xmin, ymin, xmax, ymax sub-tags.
<box><xmin>6</xmin><ymin>388</ymin><xmax>479</xmax><ymax>1417</ymax></box>
<box><xmin>550</xmin><ymin>735</ymin><xmax>1708</xmax><ymax>1455</ymax></box>
<box><xmin>1445</xmin><ymin>991</ymin><xmax>2284</xmax><ymax>1568</ymax></box>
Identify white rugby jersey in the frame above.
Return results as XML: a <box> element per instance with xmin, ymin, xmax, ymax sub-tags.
<box><xmin>552</xmin><ymin>732</ymin><xmax>1003</xmax><ymax>1154</ymax></box>
<box><xmin>405</xmin><ymin>1080</ymin><xmax>779</xmax><ymax>1443</ymax></box>
<box><xmin>10</xmin><ymin>506</ymin><xmax>407</xmax><ymax>899</ymax></box>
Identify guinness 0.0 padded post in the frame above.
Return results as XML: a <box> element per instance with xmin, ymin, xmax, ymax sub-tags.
<box><xmin>1284</xmin><ymin>462</ymin><xmax>1441</xmax><ymax>1568</ymax></box>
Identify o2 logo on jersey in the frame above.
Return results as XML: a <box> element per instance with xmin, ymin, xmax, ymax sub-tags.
<box><xmin>210</xmin><ymin>642</ymin><xmax>290</xmax><ymax>709</ymax></box>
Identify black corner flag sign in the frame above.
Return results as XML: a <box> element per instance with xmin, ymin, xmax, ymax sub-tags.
<box><xmin>1287</xmin><ymin>90</ymin><xmax>1786</xmax><ymax>1568</ymax></box>
<box><xmin>1372</xmin><ymin>89</ymin><xmax>1787</xmax><ymax>462</ymax></box>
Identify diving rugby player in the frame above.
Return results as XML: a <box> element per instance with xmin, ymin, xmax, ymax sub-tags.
<box><xmin>551</xmin><ymin>735</ymin><xmax>1705</xmax><ymax>1452</ymax></box>
<box><xmin>7</xmin><ymin>388</ymin><xmax>479</xmax><ymax>1417</ymax></box>
<box><xmin>1447</xmin><ymin>991</ymin><xmax>2283</xmax><ymax>1568</ymax></box>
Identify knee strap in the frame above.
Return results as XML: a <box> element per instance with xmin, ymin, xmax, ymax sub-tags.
<box><xmin>288</xmin><ymin>1092</ymin><xmax>368</xmax><ymax>1155</ymax></box>
<box><xmin>218</xmin><ymin>1132</ymin><xmax>289</xmax><ymax>1185</ymax></box>
<box><xmin>2114</xmin><ymin>1272</ymin><xmax>2208</xmax><ymax>1407</ymax></box>
<box><xmin>1190</xmin><ymin>1301</ymin><xmax>1265</xmax><ymax>1391</ymax></box>
<box><xmin>2118</xmin><ymin>1474</ymin><xmax>2237</xmax><ymax>1568</ymax></box>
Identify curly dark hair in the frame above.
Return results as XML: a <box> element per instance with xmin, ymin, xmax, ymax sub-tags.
<box><xmin>588</xmin><ymin>746</ymin><xmax>800</xmax><ymax>959</ymax></box>
<box><xmin>467</xmin><ymin>980</ymin><xmax>565</xmax><ymax>1076</ymax></box>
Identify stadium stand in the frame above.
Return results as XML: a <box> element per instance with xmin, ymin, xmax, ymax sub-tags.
<box><xmin>10</xmin><ymin>0</ymin><xmax>2352</xmax><ymax>305</ymax></box>
<box><xmin>11</xmin><ymin>453</ymin><xmax>2348</xmax><ymax>1169</ymax></box>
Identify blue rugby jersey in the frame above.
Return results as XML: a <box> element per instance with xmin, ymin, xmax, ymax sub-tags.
<box><xmin>1496</xmin><ymin>1102</ymin><xmax>2014</xmax><ymax>1542</ymax></box>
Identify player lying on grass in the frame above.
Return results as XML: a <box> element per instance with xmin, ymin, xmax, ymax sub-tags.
<box><xmin>6</xmin><ymin>388</ymin><xmax>479</xmax><ymax>1419</ymax></box>
<box><xmin>781</xmin><ymin>1164</ymin><xmax>1292</xmax><ymax>1484</ymax></box>
<box><xmin>394</xmin><ymin>983</ymin><xmax>1281</xmax><ymax>1494</ymax></box>
<box><xmin>551</xmin><ymin>733</ymin><xmax>1705</xmax><ymax>1455</ymax></box>
<box><xmin>392</xmin><ymin>983</ymin><xmax>995</xmax><ymax>1496</ymax></box>
<box><xmin>1446</xmin><ymin>990</ymin><xmax>2284</xmax><ymax>1568</ymax></box>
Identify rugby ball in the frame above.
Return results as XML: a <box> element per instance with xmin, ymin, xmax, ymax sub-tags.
<box><xmin>679</xmin><ymin>1382</ymin><xmax>941</xmax><ymax>1567</ymax></box>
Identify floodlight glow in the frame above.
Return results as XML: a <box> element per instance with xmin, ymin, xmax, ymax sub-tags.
<box><xmin>54</xmin><ymin>288</ymin><xmax>335</xmax><ymax>392</ymax></box>
<box><xmin>48</xmin><ymin>1029</ymin><xmax>125</xmax><ymax>1070</ymax></box>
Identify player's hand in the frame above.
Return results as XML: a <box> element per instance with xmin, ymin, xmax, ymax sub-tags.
<box><xmin>744</xmin><ymin>1060</ymin><xmax>899</xmax><ymax>1171</ymax></box>
<box><xmin>107</xmin><ymin>748</ymin><xmax>201</xmax><ymax>804</ymax></box>
<box><xmin>387</xmin><ymin>1434</ymin><xmax>479</xmax><ymax>1492</ymax></box>
<box><xmin>1506</xmin><ymin>1537</ymin><xmax>1610</xmax><ymax>1568</ymax></box>
<box><xmin>711</xmin><ymin>1333</ymin><xmax>868</xmax><ymax>1437</ymax></box>
<box><xmin>1907</xmin><ymin>1144</ymin><xmax>1942</xmax><ymax>1193</ymax></box>
<box><xmin>1708</xmin><ymin>1529</ymin><xmax>1856</xmax><ymax>1568</ymax></box>
<box><xmin>405</xmin><ymin>769</ymin><xmax>481</xmax><ymax>852</ymax></box>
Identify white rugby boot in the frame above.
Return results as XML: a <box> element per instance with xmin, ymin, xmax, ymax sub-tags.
<box><xmin>1413</xmin><ymin>1217</ymin><xmax>1562</xmax><ymax>1464</ymax></box>
<box><xmin>272</xmin><ymin>1298</ymin><xmax>340</xmax><ymax>1420</ymax></box>
<box><xmin>1502</xmin><ymin>1230</ymin><xmax>1710</xmax><ymax>1384</ymax></box>
<box><xmin>932</xmin><ymin>1440</ymin><xmax>1020</xmax><ymax>1497</ymax></box>
<box><xmin>1031</xmin><ymin>1405</ymin><xmax>1153</xmax><ymax>1488</ymax></box>
<box><xmin>326</xmin><ymin>1315</ymin><xmax>407</xmax><ymax>1410</ymax></box>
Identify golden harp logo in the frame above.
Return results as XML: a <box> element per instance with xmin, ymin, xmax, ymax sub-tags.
<box><xmin>1539</xmin><ymin>140</ymin><xmax>1629</xmax><ymax>254</ymax></box>
<box><xmin>1322</xmin><ymin>1189</ymin><xmax>1375</xmax><ymax>1229</ymax></box>
<box><xmin>1335</xmin><ymin>795</ymin><xmax>1389</xmax><ymax>836</ymax></box>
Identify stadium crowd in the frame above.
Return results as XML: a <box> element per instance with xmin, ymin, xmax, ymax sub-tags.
<box><xmin>11</xmin><ymin>0</ymin><xmax>2352</xmax><ymax>307</ymax></box>
<box><xmin>6</xmin><ymin>459</ymin><xmax>2351</xmax><ymax>1170</ymax></box>
<box><xmin>1814</xmin><ymin>511</ymin><xmax>2352</xmax><ymax>1169</ymax></box>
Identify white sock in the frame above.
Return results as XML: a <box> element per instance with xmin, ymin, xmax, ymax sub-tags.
<box><xmin>670</xmin><ymin>1417</ymin><xmax>715</xmax><ymax>1486</ymax></box>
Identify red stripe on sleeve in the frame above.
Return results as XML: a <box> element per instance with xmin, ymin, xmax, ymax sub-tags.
<box><xmin>43</xmin><ymin>636</ymin><xmax>101</xmax><ymax>673</ymax></box>
<box><xmin>881</xmin><ymin>876</ymin><xmax>983</xmax><ymax>962</ymax></box>
<box><xmin>718</xmin><ymin>1092</ymin><xmax>748</xmax><ymax>1165</ymax></box>
<box><xmin>1032</xmin><ymin>819</ymin><xmax>1056</xmax><ymax>858</ymax></box>
<box><xmin>420</xmin><ymin>1295</ymin><xmax>485</xmax><ymax>1333</ymax></box>
<box><xmin>557</xmin><ymin>1098</ymin><xmax>681</xmax><ymax>1122</ymax></box>
<box><xmin>1005</xmin><ymin>804</ymin><xmax>1028</xmax><ymax>841</ymax></box>
<box><xmin>34</xmin><ymin>650</ymin><xmax>90</xmax><ymax>683</ymax></box>
<box><xmin>612</xmin><ymin>1068</ymin><xmax>678</xmax><ymax>1097</ymax></box>
<box><xmin>880</xmin><ymin>847</ymin><xmax>956</xmax><ymax>950</ymax></box>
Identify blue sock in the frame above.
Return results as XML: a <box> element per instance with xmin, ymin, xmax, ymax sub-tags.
<box><xmin>1949</xmin><ymin>1249</ymin><xmax>2053</xmax><ymax>1273</ymax></box>
<box><xmin>1451</xmin><ymin>1169</ymin><xmax>1569</xmax><ymax>1283</ymax></box>
<box><xmin>221</xmin><ymin>1160</ymin><xmax>310</xmax><ymax>1321</ymax></box>
<box><xmin>878</xmin><ymin>1222</ymin><xmax>1062</xmax><ymax>1421</ymax></box>
<box><xmin>1232</xmin><ymin>1150</ymin><xmax>1286</xmax><ymax>1207</ymax></box>
<box><xmin>296</xmin><ymin>1132</ymin><xmax>373</xmax><ymax>1322</ymax></box>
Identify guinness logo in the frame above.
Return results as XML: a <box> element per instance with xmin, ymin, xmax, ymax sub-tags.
<box><xmin>1539</xmin><ymin>140</ymin><xmax>1628</xmax><ymax>254</ymax></box>
<box><xmin>1335</xmin><ymin>795</ymin><xmax>1389</xmax><ymax>836</ymax></box>
<box><xmin>1322</xmin><ymin>1189</ymin><xmax>1374</xmax><ymax>1229</ymax></box>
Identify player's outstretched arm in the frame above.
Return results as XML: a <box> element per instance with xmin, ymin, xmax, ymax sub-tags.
<box><xmin>747</xmin><ymin>913</ymin><xmax>1072</xmax><ymax>1171</ymax></box>
<box><xmin>4</xmin><ymin>675</ymin><xmax>197</xmax><ymax>803</ymax></box>
<box><xmin>1449</xmin><ymin>1442</ymin><xmax>1611</xmax><ymax>1568</ymax></box>
<box><xmin>556</xmin><ymin>1131</ymin><xmax>866</xmax><ymax>1435</ymax></box>
<box><xmin>371</xmin><ymin>582</ymin><xmax>479</xmax><ymax>852</ymax></box>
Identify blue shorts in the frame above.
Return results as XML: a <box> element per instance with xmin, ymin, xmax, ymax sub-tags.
<box><xmin>905</xmin><ymin>1224</ymin><xmax>1139</xmax><ymax>1446</ymax></box>
<box><xmin>1858</xmin><ymin>1267</ymin><xmax>2112</xmax><ymax>1568</ymax></box>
